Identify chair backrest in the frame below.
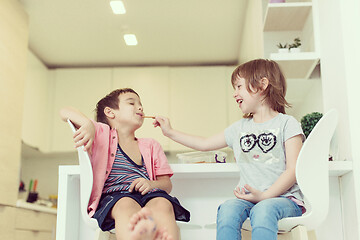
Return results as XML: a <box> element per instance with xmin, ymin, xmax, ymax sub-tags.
<box><xmin>67</xmin><ymin>119</ymin><xmax>99</xmax><ymax>230</ymax></box>
<box><xmin>295</xmin><ymin>109</ymin><xmax>338</xmax><ymax>229</ymax></box>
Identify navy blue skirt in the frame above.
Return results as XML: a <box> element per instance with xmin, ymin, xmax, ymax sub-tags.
<box><xmin>93</xmin><ymin>190</ymin><xmax>190</xmax><ymax>231</ymax></box>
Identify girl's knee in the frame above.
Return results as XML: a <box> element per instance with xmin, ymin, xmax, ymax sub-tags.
<box><xmin>249</xmin><ymin>201</ymin><xmax>280</xmax><ymax>230</ymax></box>
<box><xmin>218</xmin><ymin>199</ymin><xmax>249</xmax><ymax>216</ymax></box>
<box><xmin>217</xmin><ymin>199</ymin><xmax>250</xmax><ymax>225</ymax></box>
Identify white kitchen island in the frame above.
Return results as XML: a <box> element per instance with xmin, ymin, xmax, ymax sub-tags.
<box><xmin>56</xmin><ymin>161</ymin><xmax>352</xmax><ymax>240</ymax></box>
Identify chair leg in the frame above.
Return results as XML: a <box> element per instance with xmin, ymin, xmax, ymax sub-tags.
<box><xmin>290</xmin><ymin>225</ymin><xmax>308</xmax><ymax>240</ymax></box>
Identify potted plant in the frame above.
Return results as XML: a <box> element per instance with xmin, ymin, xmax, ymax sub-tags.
<box><xmin>300</xmin><ymin>112</ymin><xmax>323</xmax><ymax>138</ymax></box>
<box><xmin>300</xmin><ymin>111</ymin><xmax>338</xmax><ymax>161</ymax></box>
<box><xmin>277</xmin><ymin>42</ymin><xmax>289</xmax><ymax>53</ymax></box>
<box><xmin>289</xmin><ymin>37</ymin><xmax>301</xmax><ymax>53</ymax></box>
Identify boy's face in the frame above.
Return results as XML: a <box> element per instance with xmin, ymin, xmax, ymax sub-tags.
<box><xmin>232</xmin><ymin>77</ymin><xmax>262</xmax><ymax>114</ymax></box>
<box><xmin>113</xmin><ymin>92</ymin><xmax>144</xmax><ymax>128</ymax></box>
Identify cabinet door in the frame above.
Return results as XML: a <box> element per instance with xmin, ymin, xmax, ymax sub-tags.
<box><xmin>112</xmin><ymin>67</ymin><xmax>170</xmax><ymax>150</ymax></box>
<box><xmin>22</xmin><ymin>52</ymin><xmax>50</xmax><ymax>152</ymax></box>
<box><xmin>15</xmin><ymin>230</ymin><xmax>53</xmax><ymax>240</ymax></box>
<box><xmin>0</xmin><ymin>205</ymin><xmax>16</xmax><ymax>239</ymax></box>
<box><xmin>15</xmin><ymin>208</ymin><xmax>56</xmax><ymax>232</ymax></box>
<box><xmin>51</xmin><ymin>69</ymin><xmax>112</xmax><ymax>152</ymax></box>
<box><xmin>169</xmin><ymin>67</ymin><xmax>228</xmax><ymax>151</ymax></box>
<box><xmin>0</xmin><ymin>0</ymin><xmax>28</xmax><ymax>206</ymax></box>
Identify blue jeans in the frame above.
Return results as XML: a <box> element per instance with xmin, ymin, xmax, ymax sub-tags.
<box><xmin>216</xmin><ymin>197</ymin><xmax>302</xmax><ymax>240</ymax></box>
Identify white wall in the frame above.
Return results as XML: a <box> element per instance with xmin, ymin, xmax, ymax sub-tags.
<box><xmin>317</xmin><ymin>0</ymin><xmax>360</xmax><ymax>238</ymax></box>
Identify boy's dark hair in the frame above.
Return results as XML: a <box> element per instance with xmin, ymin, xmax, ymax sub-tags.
<box><xmin>231</xmin><ymin>58</ymin><xmax>290</xmax><ymax>118</ymax></box>
<box><xmin>96</xmin><ymin>88</ymin><xmax>139</xmax><ymax>126</ymax></box>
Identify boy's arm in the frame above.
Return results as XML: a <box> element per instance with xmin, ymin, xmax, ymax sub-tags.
<box><xmin>151</xmin><ymin>175</ymin><xmax>172</xmax><ymax>193</ymax></box>
<box><xmin>59</xmin><ymin>107</ymin><xmax>95</xmax><ymax>151</ymax></box>
<box><xmin>128</xmin><ymin>175</ymin><xmax>172</xmax><ymax>194</ymax></box>
<box><xmin>153</xmin><ymin>116</ymin><xmax>227</xmax><ymax>151</ymax></box>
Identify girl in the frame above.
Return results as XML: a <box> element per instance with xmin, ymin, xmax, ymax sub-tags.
<box><xmin>60</xmin><ymin>88</ymin><xmax>190</xmax><ymax>240</ymax></box>
<box><xmin>154</xmin><ymin>59</ymin><xmax>305</xmax><ymax>240</ymax></box>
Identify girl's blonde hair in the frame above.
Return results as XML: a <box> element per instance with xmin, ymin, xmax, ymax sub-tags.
<box><xmin>231</xmin><ymin>59</ymin><xmax>290</xmax><ymax>118</ymax></box>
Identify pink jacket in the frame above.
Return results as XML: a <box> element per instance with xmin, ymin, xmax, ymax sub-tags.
<box><xmin>88</xmin><ymin>120</ymin><xmax>173</xmax><ymax>217</ymax></box>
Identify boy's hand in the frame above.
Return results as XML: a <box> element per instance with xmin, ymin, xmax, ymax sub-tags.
<box><xmin>129</xmin><ymin>178</ymin><xmax>153</xmax><ymax>195</ymax></box>
<box><xmin>73</xmin><ymin>119</ymin><xmax>95</xmax><ymax>154</ymax></box>
<box><xmin>153</xmin><ymin>116</ymin><xmax>172</xmax><ymax>137</ymax></box>
<box><xmin>233</xmin><ymin>184</ymin><xmax>265</xmax><ymax>203</ymax></box>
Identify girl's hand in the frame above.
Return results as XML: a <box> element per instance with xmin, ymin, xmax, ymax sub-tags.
<box><xmin>233</xmin><ymin>184</ymin><xmax>265</xmax><ymax>203</ymax></box>
<box><xmin>153</xmin><ymin>116</ymin><xmax>172</xmax><ymax>137</ymax></box>
<box><xmin>73</xmin><ymin>119</ymin><xmax>95</xmax><ymax>154</ymax></box>
<box><xmin>129</xmin><ymin>178</ymin><xmax>154</xmax><ymax>195</ymax></box>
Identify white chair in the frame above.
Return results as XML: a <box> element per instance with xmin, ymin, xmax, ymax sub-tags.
<box><xmin>67</xmin><ymin>119</ymin><xmax>115</xmax><ymax>240</ymax></box>
<box><xmin>243</xmin><ymin>109</ymin><xmax>338</xmax><ymax>239</ymax></box>
<box><xmin>206</xmin><ymin>109</ymin><xmax>338</xmax><ymax>240</ymax></box>
<box><xmin>66</xmin><ymin>120</ymin><xmax>191</xmax><ymax>239</ymax></box>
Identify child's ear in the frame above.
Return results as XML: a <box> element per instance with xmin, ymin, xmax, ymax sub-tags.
<box><xmin>260</xmin><ymin>77</ymin><xmax>269</xmax><ymax>91</ymax></box>
<box><xmin>104</xmin><ymin>107</ymin><xmax>115</xmax><ymax>119</ymax></box>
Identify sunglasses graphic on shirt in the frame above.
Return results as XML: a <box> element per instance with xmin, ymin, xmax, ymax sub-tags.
<box><xmin>240</xmin><ymin>133</ymin><xmax>277</xmax><ymax>153</ymax></box>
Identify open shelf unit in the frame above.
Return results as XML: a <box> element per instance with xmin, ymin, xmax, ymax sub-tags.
<box><xmin>264</xmin><ymin>2</ymin><xmax>313</xmax><ymax>31</ymax></box>
<box><xmin>263</xmin><ymin>1</ymin><xmax>319</xmax><ymax>79</ymax></box>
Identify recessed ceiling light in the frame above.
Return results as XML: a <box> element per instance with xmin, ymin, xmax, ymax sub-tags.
<box><xmin>110</xmin><ymin>1</ymin><xmax>126</xmax><ymax>14</ymax></box>
<box><xmin>124</xmin><ymin>34</ymin><xmax>138</xmax><ymax>46</ymax></box>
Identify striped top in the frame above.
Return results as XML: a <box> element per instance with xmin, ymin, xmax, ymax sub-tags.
<box><xmin>102</xmin><ymin>144</ymin><xmax>158</xmax><ymax>194</ymax></box>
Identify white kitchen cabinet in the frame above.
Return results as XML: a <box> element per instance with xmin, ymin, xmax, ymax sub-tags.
<box><xmin>51</xmin><ymin>68</ymin><xmax>112</xmax><ymax>152</ymax></box>
<box><xmin>169</xmin><ymin>67</ymin><xmax>228</xmax><ymax>151</ymax></box>
<box><xmin>112</xmin><ymin>67</ymin><xmax>170</xmax><ymax>150</ymax></box>
<box><xmin>15</xmin><ymin>207</ymin><xmax>56</xmax><ymax>240</ymax></box>
<box><xmin>22</xmin><ymin>52</ymin><xmax>51</xmax><ymax>152</ymax></box>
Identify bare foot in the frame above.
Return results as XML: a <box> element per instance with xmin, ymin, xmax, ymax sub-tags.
<box><xmin>130</xmin><ymin>218</ymin><xmax>157</xmax><ymax>240</ymax></box>
<box><xmin>154</xmin><ymin>227</ymin><xmax>174</xmax><ymax>240</ymax></box>
<box><xmin>129</xmin><ymin>208</ymin><xmax>157</xmax><ymax>240</ymax></box>
<box><xmin>129</xmin><ymin>207</ymin><xmax>153</xmax><ymax>231</ymax></box>
<box><xmin>128</xmin><ymin>208</ymin><xmax>174</xmax><ymax>240</ymax></box>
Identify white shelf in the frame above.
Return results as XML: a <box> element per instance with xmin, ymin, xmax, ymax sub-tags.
<box><xmin>264</xmin><ymin>2</ymin><xmax>312</xmax><ymax>31</ymax></box>
<box><xmin>170</xmin><ymin>161</ymin><xmax>353</xmax><ymax>179</ymax></box>
<box><xmin>269</xmin><ymin>52</ymin><xmax>319</xmax><ymax>79</ymax></box>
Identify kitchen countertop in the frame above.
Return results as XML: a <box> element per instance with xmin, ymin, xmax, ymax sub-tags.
<box><xmin>16</xmin><ymin>199</ymin><xmax>57</xmax><ymax>214</ymax></box>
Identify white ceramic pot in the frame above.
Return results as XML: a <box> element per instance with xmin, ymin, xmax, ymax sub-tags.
<box><xmin>278</xmin><ymin>48</ymin><xmax>289</xmax><ymax>53</ymax></box>
<box><xmin>290</xmin><ymin>48</ymin><xmax>301</xmax><ymax>53</ymax></box>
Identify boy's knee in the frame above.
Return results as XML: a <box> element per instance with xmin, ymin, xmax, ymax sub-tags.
<box><xmin>146</xmin><ymin>197</ymin><xmax>173</xmax><ymax>214</ymax></box>
<box><xmin>111</xmin><ymin>197</ymin><xmax>141</xmax><ymax>218</ymax></box>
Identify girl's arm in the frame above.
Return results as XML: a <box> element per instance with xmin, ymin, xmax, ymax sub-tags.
<box><xmin>59</xmin><ymin>107</ymin><xmax>95</xmax><ymax>151</ymax></box>
<box><xmin>129</xmin><ymin>175</ymin><xmax>172</xmax><ymax>195</ymax></box>
<box><xmin>153</xmin><ymin>116</ymin><xmax>227</xmax><ymax>151</ymax></box>
<box><xmin>262</xmin><ymin>134</ymin><xmax>303</xmax><ymax>198</ymax></box>
<box><xmin>235</xmin><ymin>134</ymin><xmax>303</xmax><ymax>202</ymax></box>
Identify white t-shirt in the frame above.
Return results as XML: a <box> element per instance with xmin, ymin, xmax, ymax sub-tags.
<box><xmin>225</xmin><ymin>113</ymin><xmax>305</xmax><ymax>201</ymax></box>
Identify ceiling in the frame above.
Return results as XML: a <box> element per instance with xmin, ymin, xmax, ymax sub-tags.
<box><xmin>20</xmin><ymin>0</ymin><xmax>248</xmax><ymax>68</ymax></box>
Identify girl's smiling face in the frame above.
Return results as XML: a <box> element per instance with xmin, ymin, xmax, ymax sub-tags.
<box><xmin>233</xmin><ymin>77</ymin><xmax>263</xmax><ymax>115</ymax></box>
